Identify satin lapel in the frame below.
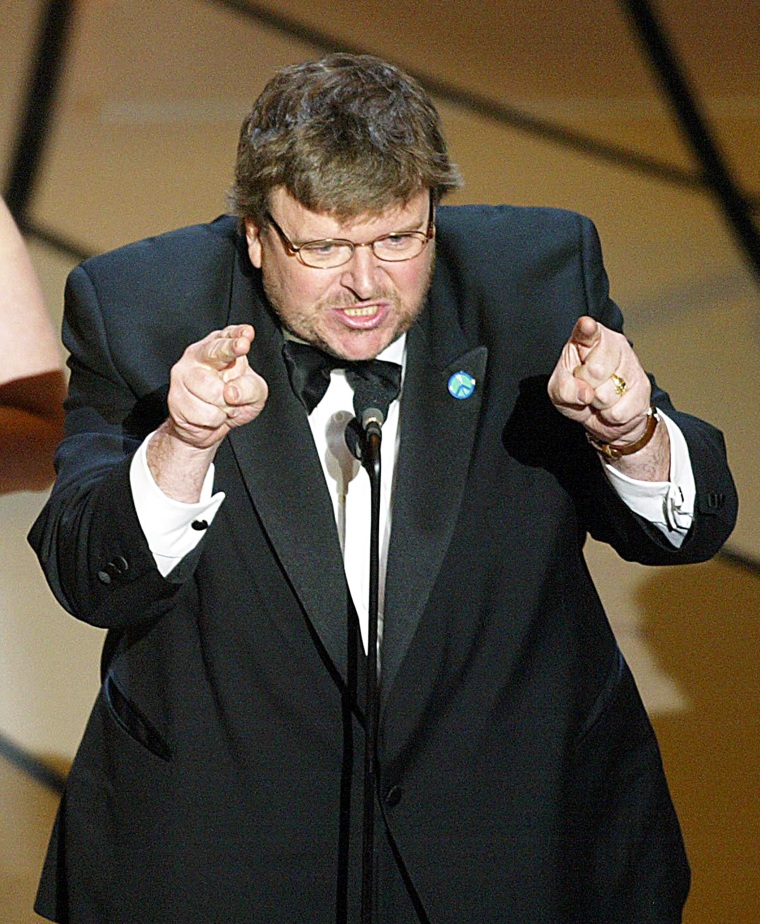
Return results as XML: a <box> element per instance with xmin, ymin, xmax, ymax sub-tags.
<box><xmin>381</xmin><ymin>297</ymin><xmax>487</xmax><ymax>705</ymax></box>
<box><xmin>223</xmin><ymin>249</ymin><xmax>352</xmax><ymax>682</ymax></box>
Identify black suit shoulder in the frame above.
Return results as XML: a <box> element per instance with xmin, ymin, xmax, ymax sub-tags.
<box><xmin>431</xmin><ymin>203</ymin><xmax>613</xmax><ymax>351</ymax></box>
<box><xmin>64</xmin><ymin>215</ymin><xmax>246</xmax><ymax>391</ymax></box>
<box><xmin>435</xmin><ymin>202</ymin><xmax>603</xmax><ymax>289</ymax></box>
<box><xmin>436</xmin><ymin>202</ymin><xmax>593</xmax><ymax>247</ymax></box>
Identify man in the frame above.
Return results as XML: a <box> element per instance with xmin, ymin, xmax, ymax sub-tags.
<box><xmin>30</xmin><ymin>54</ymin><xmax>736</xmax><ymax>923</ymax></box>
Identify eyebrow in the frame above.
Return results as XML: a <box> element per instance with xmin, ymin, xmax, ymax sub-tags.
<box><xmin>287</xmin><ymin>197</ymin><xmax>432</xmax><ymax>245</ymax></box>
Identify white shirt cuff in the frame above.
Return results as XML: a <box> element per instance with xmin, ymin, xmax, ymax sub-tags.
<box><xmin>601</xmin><ymin>411</ymin><xmax>695</xmax><ymax>548</ymax></box>
<box><xmin>130</xmin><ymin>432</ymin><xmax>225</xmax><ymax>576</ymax></box>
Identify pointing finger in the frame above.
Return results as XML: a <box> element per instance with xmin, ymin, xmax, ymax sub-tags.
<box><xmin>569</xmin><ymin>316</ymin><xmax>601</xmax><ymax>355</ymax></box>
<box><xmin>201</xmin><ymin>325</ymin><xmax>255</xmax><ymax>369</ymax></box>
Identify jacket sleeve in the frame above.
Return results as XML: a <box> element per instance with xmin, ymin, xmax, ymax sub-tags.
<box><xmin>28</xmin><ymin>262</ymin><xmax>203</xmax><ymax>629</ymax></box>
<box><xmin>497</xmin><ymin>207</ymin><xmax>737</xmax><ymax>567</ymax></box>
<box><xmin>572</xmin><ymin>213</ymin><xmax>738</xmax><ymax>564</ymax></box>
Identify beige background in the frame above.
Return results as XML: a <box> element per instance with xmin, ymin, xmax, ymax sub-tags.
<box><xmin>1</xmin><ymin>0</ymin><xmax>758</xmax><ymax>920</ymax></box>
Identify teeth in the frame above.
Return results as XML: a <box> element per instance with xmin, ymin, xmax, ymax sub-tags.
<box><xmin>343</xmin><ymin>305</ymin><xmax>378</xmax><ymax>317</ymax></box>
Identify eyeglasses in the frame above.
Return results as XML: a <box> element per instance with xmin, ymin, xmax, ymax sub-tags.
<box><xmin>264</xmin><ymin>198</ymin><xmax>435</xmax><ymax>269</ymax></box>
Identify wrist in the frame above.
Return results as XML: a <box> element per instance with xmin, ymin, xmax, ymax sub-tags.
<box><xmin>586</xmin><ymin>405</ymin><xmax>660</xmax><ymax>461</ymax></box>
<box><xmin>147</xmin><ymin>421</ymin><xmax>219</xmax><ymax>503</ymax></box>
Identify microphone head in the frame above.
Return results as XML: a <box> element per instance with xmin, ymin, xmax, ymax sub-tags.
<box><xmin>344</xmin><ymin>408</ymin><xmax>383</xmax><ymax>462</ymax></box>
<box><xmin>361</xmin><ymin>406</ymin><xmax>385</xmax><ymax>431</ymax></box>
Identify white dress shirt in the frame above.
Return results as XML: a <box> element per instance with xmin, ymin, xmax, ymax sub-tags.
<box><xmin>130</xmin><ymin>333</ymin><xmax>695</xmax><ymax>651</ymax></box>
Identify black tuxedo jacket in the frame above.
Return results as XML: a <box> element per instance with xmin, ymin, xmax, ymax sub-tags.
<box><xmin>30</xmin><ymin>206</ymin><xmax>737</xmax><ymax>923</ymax></box>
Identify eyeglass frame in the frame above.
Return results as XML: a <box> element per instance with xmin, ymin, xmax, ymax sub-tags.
<box><xmin>262</xmin><ymin>194</ymin><xmax>435</xmax><ymax>269</ymax></box>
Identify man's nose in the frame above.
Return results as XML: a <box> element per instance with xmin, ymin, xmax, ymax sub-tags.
<box><xmin>340</xmin><ymin>244</ymin><xmax>380</xmax><ymax>298</ymax></box>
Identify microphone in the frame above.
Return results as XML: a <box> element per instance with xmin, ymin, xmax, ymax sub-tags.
<box><xmin>345</xmin><ymin>405</ymin><xmax>385</xmax><ymax>461</ymax></box>
<box><xmin>361</xmin><ymin>406</ymin><xmax>385</xmax><ymax>440</ymax></box>
<box><xmin>343</xmin><ymin>359</ymin><xmax>400</xmax><ymax>459</ymax></box>
<box><xmin>337</xmin><ymin>368</ymin><xmax>398</xmax><ymax>924</ymax></box>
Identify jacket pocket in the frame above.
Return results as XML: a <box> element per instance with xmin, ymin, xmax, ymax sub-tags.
<box><xmin>104</xmin><ymin>673</ymin><xmax>172</xmax><ymax>762</ymax></box>
<box><xmin>575</xmin><ymin>645</ymin><xmax>626</xmax><ymax>748</ymax></box>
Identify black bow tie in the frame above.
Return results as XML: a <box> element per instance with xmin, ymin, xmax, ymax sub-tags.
<box><xmin>282</xmin><ymin>340</ymin><xmax>402</xmax><ymax>419</ymax></box>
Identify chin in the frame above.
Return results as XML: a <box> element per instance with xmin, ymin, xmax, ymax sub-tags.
<box><xmin>338</xmin><ymin>336</ymin><xmax>393</xmax><ymax>361</ymax></box>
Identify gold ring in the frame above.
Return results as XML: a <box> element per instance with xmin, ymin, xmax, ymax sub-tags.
<box><xmin>611</xmin><ymin>373</ymin><xmax>627</xmax><ymax>396</ymax></box>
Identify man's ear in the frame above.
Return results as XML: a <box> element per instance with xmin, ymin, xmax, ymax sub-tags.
<box><xmin>244</xmin><ymin>218</ymin><xmax>263</xmax><ymax>268</ymax></box>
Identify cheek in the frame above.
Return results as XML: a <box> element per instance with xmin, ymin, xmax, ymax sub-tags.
<box><xmin>396</xmin><ymin>257</ymin><xmax>434</xmax><ymax>306</ymax></box>
<box><xmin>291</xmin><ymin>277</ymin><xmax>336</xmax><ymax>316</ymax></box>
<box><xmin>264</xmin><ymin>265</ymin><xmax>335</xmax><ymax>330</ymax></box>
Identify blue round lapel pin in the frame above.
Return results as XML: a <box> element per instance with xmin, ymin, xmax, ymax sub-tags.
<box><xmin>448</xmin><ymin>371</ymin><xmax>476</xmax><ymax>400</ymax></box>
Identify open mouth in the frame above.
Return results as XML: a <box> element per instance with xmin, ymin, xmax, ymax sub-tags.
<box><xmin>343</xmin><ymin>305</ymin><xmax>379</xmax><ymax>318</ymax></box>
<box><xmin>335</xmin><ymin>302</ymin><xmax>387</xmax><ymax>329</ymax></box>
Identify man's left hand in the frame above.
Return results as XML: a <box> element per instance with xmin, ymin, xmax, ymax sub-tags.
<box><xmin>548</xmin><ymin>315</ymin><xmax>652</xmax><ymax>447</ymax></box>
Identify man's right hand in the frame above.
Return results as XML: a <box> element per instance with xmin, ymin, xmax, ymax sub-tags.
<box><xmin>167</xmin><ymin>324</ymin><xmax>268</xmax><ymax>449</ymax></box>
<box><xmin>147</xmin><ymin>324</ymin><xmax>268</xmax><ymax>502</ymax></box>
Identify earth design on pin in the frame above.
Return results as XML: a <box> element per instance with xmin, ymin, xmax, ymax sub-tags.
<box><xmin>448</xmin><ymin>371</ymin><xmax>476</xmax><ymax>400</ymax></box>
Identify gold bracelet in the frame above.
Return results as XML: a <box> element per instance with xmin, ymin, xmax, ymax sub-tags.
<box><xmin>586</xmin><ymin>405</ymin><xmax>660</xmax><ymax>461</ymax></box>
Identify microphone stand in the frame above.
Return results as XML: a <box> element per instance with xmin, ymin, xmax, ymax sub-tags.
<box><xmin>357</xmin><ymin>409</ymin><xmax>383</xmax><ymax>924</ymax></box>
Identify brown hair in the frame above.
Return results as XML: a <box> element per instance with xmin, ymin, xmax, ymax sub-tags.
<box><xmin>229</xmin><ymin>53</ymin><xmax>462</xmax><ymax>225</ymax></box>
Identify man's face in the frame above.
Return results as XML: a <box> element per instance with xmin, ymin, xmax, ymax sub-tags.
<box><xmin>245</xmin><ymin>188</ymin><xmax>434</xmax><ymax>361</ymax></box>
